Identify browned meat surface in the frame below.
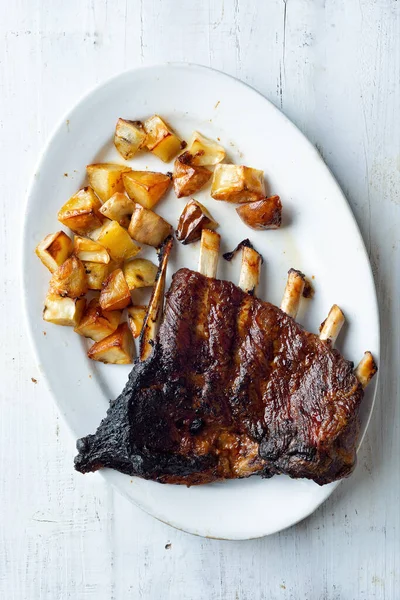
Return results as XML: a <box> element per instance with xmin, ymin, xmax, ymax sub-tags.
<box><xmin>75</xmin><ymin>268</ymin><xmax>364</xmax><ymax>486</ymax></box>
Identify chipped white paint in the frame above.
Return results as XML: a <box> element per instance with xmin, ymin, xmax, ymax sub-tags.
<box><xmin>0</xmin><ymin>0</ymin><xmax>399</xmax><ymax>598</ymax></box>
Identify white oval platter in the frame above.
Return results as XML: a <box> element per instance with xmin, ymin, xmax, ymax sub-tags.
<box><xmin>23</xmin><ymin>64</ymin><xmax>379</xmax><ymax>540</ymax></box>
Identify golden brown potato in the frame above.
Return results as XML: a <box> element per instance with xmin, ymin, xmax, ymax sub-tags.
<box><xmin>86</xmin><ymin>163</ymin><xmax>131</xmax><ymax>202</ymax></box>
<box><xmin>87</xmin><ymin>323</ymin><xmax>134</xmax><ymax>364</ymax></box>
<box><xmin>74</xmin><ymin>298</ymin><xmax>121</xmax><ymax>342</ymax></box>
<box><xmin>99</xmin><ymin>268</ymin><xmax>131</xmax><ymax>311</ymax></box>
<box><xmin>128</xmin><ymin>205</ymin><xmax>172</xmax><ymax>247</ymax></box>
<box><xmin>49</xmin><ymin>256</ymin><xmax>88</xmax><ymax>298</ymax></box>
<box><xmin>82</xmin><ymin>261</ymin><xmax>109</xmax><ymax>290</ymax></box>
<box><xmin>123</xmin><ymin>170</ymin><xmax>171</xmax><ymax>209</ymax></box>
<box><xmin>172</xmin><ymin>152</ymin><xmax>212</xmax><ymax>198</ymax></box>
<box><xmin>176</xmin><ymin>199</ymin><xmax>218</xmax><ymax>244</ymax></box>
<box><xmin>144</xmin><ymin>115</ymin><xmax>183</xmax><ymax>162</ymax></box>
<box><xmin>92</xmin><ymin>220</ymin><xmax>141</xmax><ymax>262</ymax></box>
<box><xmin>123</xmin><ymin>258</ymin><xmax>158</xmax><ymax>290</ymax></box>
<box><xmin>98</xmin><ymin>193</ymin><xmax>136</xmax><ymax>228</ymax></box>
<box><xmin>211</xmin><ymin>164</ymin><xmax>265</xmax><ymax>203</ymax></box>
<box><xmin>43</xmin><ymin>294</ymin><xmax>86</xmax><ymax>327</ymax></box>
<box><xmin>73</xmin><ymin>236</ymin><xmax>110</xmax><ymax>263</ymax></box>
<box><xmin>236</xmin><ymin>195</ymin><xmax>282</xmax><ymax>230</ymax></box>
<box><xmin>106</xmin><ymin>259</ymin><xmax>123</xmax><ymax>273</ymax></box>
<box><xmin>114</xmin><ymin>119</ymin><xmax>147</xmax><ymax>160</ymax></box>
<box><xmin>126</xmin><ymin>305</ymin><xmax>147</xmax><ymax>338</ymax></box>
<box><xmin>58</xmin><ymin>187</ymin><xmax>103</xmax><ymax>235</ymax></box>
<box><xmin>35</xmin><ymin>231</ymin><xmax>73</xmax><ymax>273</ymax></box>
<box><xmin>186</xmin><ymin>131</ymin><xmax>226</xmax><ymax>166</ymax></box>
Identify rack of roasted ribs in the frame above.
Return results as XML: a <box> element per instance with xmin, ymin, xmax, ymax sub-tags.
<box><xmin>75</xmin><ymin>230</ymin><xmax>377</xmax><ymax>486</ymax></box>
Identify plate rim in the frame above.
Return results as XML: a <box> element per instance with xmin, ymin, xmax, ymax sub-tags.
<box><xmin>21</xmin><ymin>62</ymin><xmax>380</xmax><ymax>540</ymax></box>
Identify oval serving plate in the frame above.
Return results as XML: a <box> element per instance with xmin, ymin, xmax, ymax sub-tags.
<box><xmin>23</xmin><ymin>64</ymin><xmax>379</xmax><ymax>540</ymax></box>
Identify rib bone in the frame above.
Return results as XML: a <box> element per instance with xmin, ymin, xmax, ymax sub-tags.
<box><xmin>139</xmin><ymin>236</ymin><xmax>173</xmax><ymax>361</ymax></box>
<box><xmin>238</xmin><ymin>246</ymin><xmax>262</xmax><ymax>295</ymax></box>
<box><xmin>319</xmin><ymin>304</ymin><xmax>345</xmax><ymax>345</ymax></box>
<box><xmin>355</xmin><ymin>351</ymin><xmax>377</xmax><ymax>388</ymax></box>
<box><xmin>280</xmin><ymin>269</ymin><xmax>305</xmax><ymax>318</ymax></box>
<box><xmin>198</xmin><ymin>229</ymin><xmax>221</xmax><ymax>278</ymax></box>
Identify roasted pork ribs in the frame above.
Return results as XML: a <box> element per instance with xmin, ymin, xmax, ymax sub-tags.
<box><xmin>75</xmin><ymin>234</ymin><xmax>377</xmax><ymax>486</ymax></box>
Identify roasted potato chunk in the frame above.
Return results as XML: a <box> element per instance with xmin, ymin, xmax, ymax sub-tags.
<box><xmin>211</xmin><ymin>164</ymin><xmax>265</xmax><ymax>203</ymax></box>
<box><xmin>86</xmin><ymin>163</ymin><xmax>131</xmax><ymax>202</ymax></box>
<box><xmin>172</xmin><ymin>152</ymin><xmax>212</xmax><ymax>198</ymax></box>
<box><xmin>73</xmin><ymin>236</ymin><xmax>110</xmax><ymax>263</ymax></box>
<box><xmin>58</xmin><ymin>187</ymin><xmax>103</xmax><ymax>235</ymax></box>
<box><xmin>123</xmin><ymin>258</ymin><xmax>158</xmax><ymax>290</ymax></box>
<box><xmin>93</xmin><ymin>220</ymin><xmax>141</xmax><ymax>262</ymax></box>
<box><xmin>123</xmin><ymin>170</ymin><xmax>171</xmax><ymax>209</ymax></box>
<box><xmin>87</xmin><ymin>323</ymin><xmax>134</xmax><ymax>364</ymax></box>
<box><xmin>128</xmin><ymin>205</ymin><xmax>172</xmax><ymax>247</ymax></box>
<box><xmin>176</xmin><ymin>199</ymin><xmax>218</xmax><ymax>244</ymax></box>
<box><xmin>75</xmin><ymin>298</ymin><xmax>121</xmax><ymax>342</ymax></box>
<box><xmin>43</xmin><ymin>294</ymin><xmax>86</xmax><ymax>327</ymax></box>
<box><xmin>186</xmin><ymin>131</ymin><xmax>226</xmax><ymax>166</ymax></box>
<box><xmin>98</xmin><ymin>193</ymin><xmax>135</xmax><ymax>228</ymax></box>
<box><xmin>49</xmin><ymin>256</ymin><xmax>88</xmax><ymax>298</ymax></box>
<box><xmin>144</xmin><ymin>115</ymin><xmax>182</xmax><ymax>162</ymax></box>
<box><xmin>35</xmin><ymin>231</ymin><xmax>73</xmax><ymax>273</ymax></box>
<box><xmin>127</xmin><ymin>305</ymin><xmax>147</xmax><ymax>338</ymax></box>
<box><xmin>236</xmin><ymin>195</ymin><xmax>282</xmax><ymax>230</ymax></box>
<box><xmin>82</xmin><ymin>261</ymin><xmax>109</xmax><ymax>290</ymax></box>
<box><xmin>99</xmin><ymin>268</ymin><xmax>131</xmax><ymax>311</ymax></box>
<box><xmin>114</xmin><ymin>119</ymin><xmax>147</xmax><ymax>160</ymax></box>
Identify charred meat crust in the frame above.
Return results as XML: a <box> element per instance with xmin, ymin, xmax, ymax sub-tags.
<box><xmin>75</xmin><ymin>268</ymin><xmax>365</xmax><ymax>486</ymax></box>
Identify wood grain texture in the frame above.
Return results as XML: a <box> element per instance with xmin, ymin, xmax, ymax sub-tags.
<box><xmin>1</xmin><ymin>0</ymin><xmax>399</xmax><ymax>598</ymax></box>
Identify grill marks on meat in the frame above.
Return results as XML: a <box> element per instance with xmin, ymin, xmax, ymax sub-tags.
<box><xmin>75</xmin><ymin>268</ymin><xmax>364</xmax><ymax>486</ymax></box>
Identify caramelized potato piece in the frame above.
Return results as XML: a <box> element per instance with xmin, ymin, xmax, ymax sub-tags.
<box><xmin>186</xmin><ymin>131</ymin><xmax>226</xmax><ymax>166</ymax></box>
<box><xmin>99</xmin><ymin>268</ymin><xmax>131</xmax><ymax>311</ymax></box>
<box><xmin>106</xmin><ymin>259</ymin><xmax>123</xmax><ymax>273</ymax></box>
<box><xmin>172</xmin><ymin>152</ymin><xmax>212</xmax><ymax>198</ymax></box>
<box><xmin>236</xmin><ymin>195</ymin><xmax>282</xmax><ymax>230</ymax></box>
<box><xmin>144</xmin><ymin>115</ymin><xmax>182</xmax><ymax>162</ymax></box>
<box><xmin>126</xmin><ymin>305</ymin><xmax>147</xmax><ymax>338</ymax></box>
<box><xmin>98</xmin><ymin>193</ymin><xmax>136</xmax><ymax>228</ymax></box>
<box><xmin>93</xmin><ymin>220</ymin><xmax>141</xmax><ymax>262</ymax></box>
<box><xmin>176</xmin><ymin>200</ymin><xmax>218</xmax><ymax>244</ymax></box>
<box><xmin>123</xmin><ymin>258</ymin><xmax>158</xmax><ymax>290</ymax></box>
<box><xmin>75</xmin><ymin>298</ymin><xmax>121</xmax><ymax>342</ymax></box>
<box><xmin>58</xmin><ymin>187</ymin><xmax>103</xmax><ymax>235</ymax></box>
<box><xmin>43</xmin><ymin>294</ymin><xmax>86</xmax><ymax>327</ymax></box>
<box><xmin>35</xmin><ymin>231</ymin><xmax>73</xmax><ymax>273</ymax></box>
<box><xmin>87</xmin><ymin>323</ymin><xmax>134</xmax><ymax>365</ymax></box>
<box><xmin>82</xmin><ymin>261</ymin><xmax>109</xmax><ymax>290</ymax></box>
<box><xmin>83</xmin><ymin>258</ymin><xmax>122</xmax><ymax>291</ymax></box>
<box><xmin>211</xmin><ymin>164</ymin><xmax>265</xmax><ymax>203</ymax></box>
<box><xmin>49</xmin><ymin>256</ymin><xmax>88</xmax><ymax>298</ymax></box>
<box><xmin>86</xmin><ymin>163</ymin><xmax>131</xmax><ymax>202</ymax></box>
<box><xmin>128</xmin><ymin>205</ymin><xmax>172</xmax><ymax>247</ymax></box>
<box><xmin>73</xmin><ymin>236</ymin><xmax>110</xmax><ymax>263</ymax></box>
<box><xmin>114</xmin><ymin>119</ymin><xmax>147</xmax><ymax>160</ymax></box>
<box><xmin>123</xmin><ymin>171</ymin><xmax>171</xmax><ymax>209</ymax></box>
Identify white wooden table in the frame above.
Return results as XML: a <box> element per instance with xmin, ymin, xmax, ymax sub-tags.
<box><xmin>1</xmin><ymin>1</ymin><xmax>399</xmax><ymax>598</ymax></box>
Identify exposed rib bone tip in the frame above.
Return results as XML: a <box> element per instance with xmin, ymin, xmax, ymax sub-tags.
<box><xmin>280</xmin><ymin>269</ymin><xmax>306</xmax><ymax>318</ymax></box>
<box><xmin>238</xmin><ymin>246</ymin><xmax>262</xmax><ymax>295</ymax></box>
<box><xmin>355</xmin><ymin>351</ymin><xmax>377</xmax><ymax>388</ymax></box>
<box><xmin>139</xmin><ymin>237</ymin><xmax>173</xmax><ymax>361</ymax></box>
<box><xmin>319</xmin><ymin>304</ymin><xmax>345</xmax><ymax>345</ymax></box>
<box><xmin>198</xmin><ymin>229</ymin><xmax>221</xmax><ymax>278</ymax></box>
